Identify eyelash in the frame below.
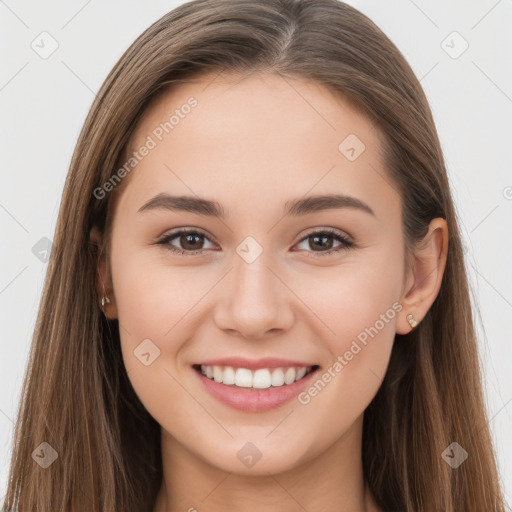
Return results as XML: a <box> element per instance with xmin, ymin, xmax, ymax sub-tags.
<box><xmin>155</xmin><ymin>227</ymin><xmax>354</xmax><ymax>257</ymax></box>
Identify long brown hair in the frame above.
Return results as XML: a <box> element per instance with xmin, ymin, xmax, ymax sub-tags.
<box><xmin>3</xmin><ymin>1</ymin><xmax>506</xmax><ymax>510</ymax></box>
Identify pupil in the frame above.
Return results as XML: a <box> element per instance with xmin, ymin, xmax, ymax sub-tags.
<box><xmin>183</xmin><ymin>234</ymin><xmax>201</xmax><ymax>249</ymax></box>
<box><xmin>311</xmin><ymin>234</ymin><xmax>332</xmax><ymax>250</ymax></box>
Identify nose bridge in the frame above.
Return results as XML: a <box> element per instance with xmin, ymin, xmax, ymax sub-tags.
<box><xmin>214</xmin><ymin>237</ymin><xmax>293</xmax><ymax>338</ymax></box>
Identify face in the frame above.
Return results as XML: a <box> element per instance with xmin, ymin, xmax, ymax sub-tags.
<box><xmin>105</xmin><ymin>71</ymin><xmax>406</xmax><ymax>475</ymax></box>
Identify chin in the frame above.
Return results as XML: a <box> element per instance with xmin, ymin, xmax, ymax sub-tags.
<box><xmin>198</xmin><ymin>436</ymin><xmax>313</xmax><ymax>476</ymax></box>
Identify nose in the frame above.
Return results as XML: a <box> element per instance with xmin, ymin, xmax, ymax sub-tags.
<box><xmin>213</xmin><ymin>248</ymin><xmax>295</xmax><ymax>340</ymax></box>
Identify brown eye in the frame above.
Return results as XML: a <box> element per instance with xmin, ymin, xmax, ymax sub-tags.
<box><xmin>157</xmin><ymin>229</ymin><xmax>216</xmax><ymax>255</ymax></box>
<box><xmin>179</xmin><ymin>233</ymin><xmax>204</xmax><ymax>250</ymax></box>
<box><xmin>308</xmin><ymin>233</ymin><xmax>335</xmax><ymax>251</ymax></box>
<box><xmin>294</xmin><ymin>229</ymin><xmax>353</xmax><ymax>257</ymax></box>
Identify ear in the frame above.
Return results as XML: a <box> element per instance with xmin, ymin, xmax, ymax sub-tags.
<box><xmin>396</xmin><ymin>218</ymin><xmax>449</xmax><ymax>334</ymax></box>
<box><xmin>89</xmin><ymin>225</ymin><xmax>118</xmax><ymax>320</ymax></box>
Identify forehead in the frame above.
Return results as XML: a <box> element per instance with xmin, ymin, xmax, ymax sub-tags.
<box><xmin>119</xmin><ymin>71</ymin><xmax>400</xmax><ymax>223</ymax></box>
<box><xmin>134</xmin><ymin>70</ymin><xmax>380</xmax><ymax>153</ymax></box>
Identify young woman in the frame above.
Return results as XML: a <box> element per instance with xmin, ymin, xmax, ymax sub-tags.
<box><xmin>3</xmin><ymin>0</ymin><xmax>506</xmax><ymax>510</ymax></box>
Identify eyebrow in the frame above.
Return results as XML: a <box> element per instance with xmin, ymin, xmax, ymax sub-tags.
<box><xmin>137</xmin><ymin>192</ymin><xmax>375</xmax><ymax>218</ymax></box>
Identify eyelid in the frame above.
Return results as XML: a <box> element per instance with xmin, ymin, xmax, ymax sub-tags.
<box><xmin>156</xmin><ymin>227</ymin><xmax>218</xmax><ymax>253</ymax></box>
<box><xmin>156</xmin><ymin>226</ymin><xmax>354</xmax><ymax>256</ymax></box>
<box><xmin>157</xmin><ymin>226</ymin><xmax>215</xmax><ymax>242</ymax></box>
<box><xmin>298</xmin><ymin>226</ymin><xmax>353</xmax><ymax>243</ymax></box>
<box><xmin>292</xmin><ymin>227</ymin><xmax>354</xmax><ymax>257</ymax></box>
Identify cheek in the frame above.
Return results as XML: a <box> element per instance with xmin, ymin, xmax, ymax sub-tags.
<box><xmin>296</xmin><ymin>247</ymin><xmax>402</xmax><ymax>397</ymax></box>
<box><xmin>109</xmin><ymin>241</ymin><xmax>206</xmax><ymax>414</ymax></box>
<box><xmin>111</xmin><ymin>240</ymin><xmax>211</xmax><ymax>342</ymax></box>
<box><xmin>302</xmin><ymin>250</ymin><xmax>402</xmax><ymax>342</ymax></box>
<box><xmin>111</xmin><ymin>264</ymin><xmax>205</xmax><ymax>431</ymax></box>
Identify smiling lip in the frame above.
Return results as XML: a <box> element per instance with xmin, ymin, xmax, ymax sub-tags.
<box><xmin>192</xmin><ymin>360</ymin><xmax>320</xmax><ymax>412</ymax></box>
<box><xmin>194</xmin><ymin>357</ymin><xmax>315</xmax><ymax>370</ymax></box>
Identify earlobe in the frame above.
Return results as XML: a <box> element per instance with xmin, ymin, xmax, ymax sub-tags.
<box><xmin>89</xmin><ymin>225</ymin><xmax>118</xmax><ymax>320</ymax></box>
<box><xmin>396</xmin><ymin>217</ymin><xmax>449</xmax><ymax>335</ymax></box>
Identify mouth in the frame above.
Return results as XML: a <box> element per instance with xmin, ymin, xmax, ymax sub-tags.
<box><xmin>192</xmin><ymin>364</ymin><xmax>320</xmax><ymax>390</ymax></box>
<box><xmin>192</xmin><ymin>363</ymin><xmax>321</xmax><ymax>412</ymax></box>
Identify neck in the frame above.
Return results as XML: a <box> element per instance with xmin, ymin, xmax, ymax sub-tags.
<box><xmin>153</xmin><ymin>415</ymin><xmax>380</xmax><ymax>512</ymax></box>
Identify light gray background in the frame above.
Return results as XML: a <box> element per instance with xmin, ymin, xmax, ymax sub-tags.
<box><xmin>1</xmin><ymin>0</ymin><xmax>511</xmax><ymax>505</ymax></box>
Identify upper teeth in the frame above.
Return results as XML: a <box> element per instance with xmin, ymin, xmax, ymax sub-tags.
<box><xmin>200</xmin><ymin>365</ymin><xmax>311</xmax><ymax>389</ymax></box>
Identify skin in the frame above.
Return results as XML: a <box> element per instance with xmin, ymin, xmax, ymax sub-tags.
<box><xmin>91</xmin><ymin>70</ymin><xmax>448</xmax><ymax>512</ymax></box>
